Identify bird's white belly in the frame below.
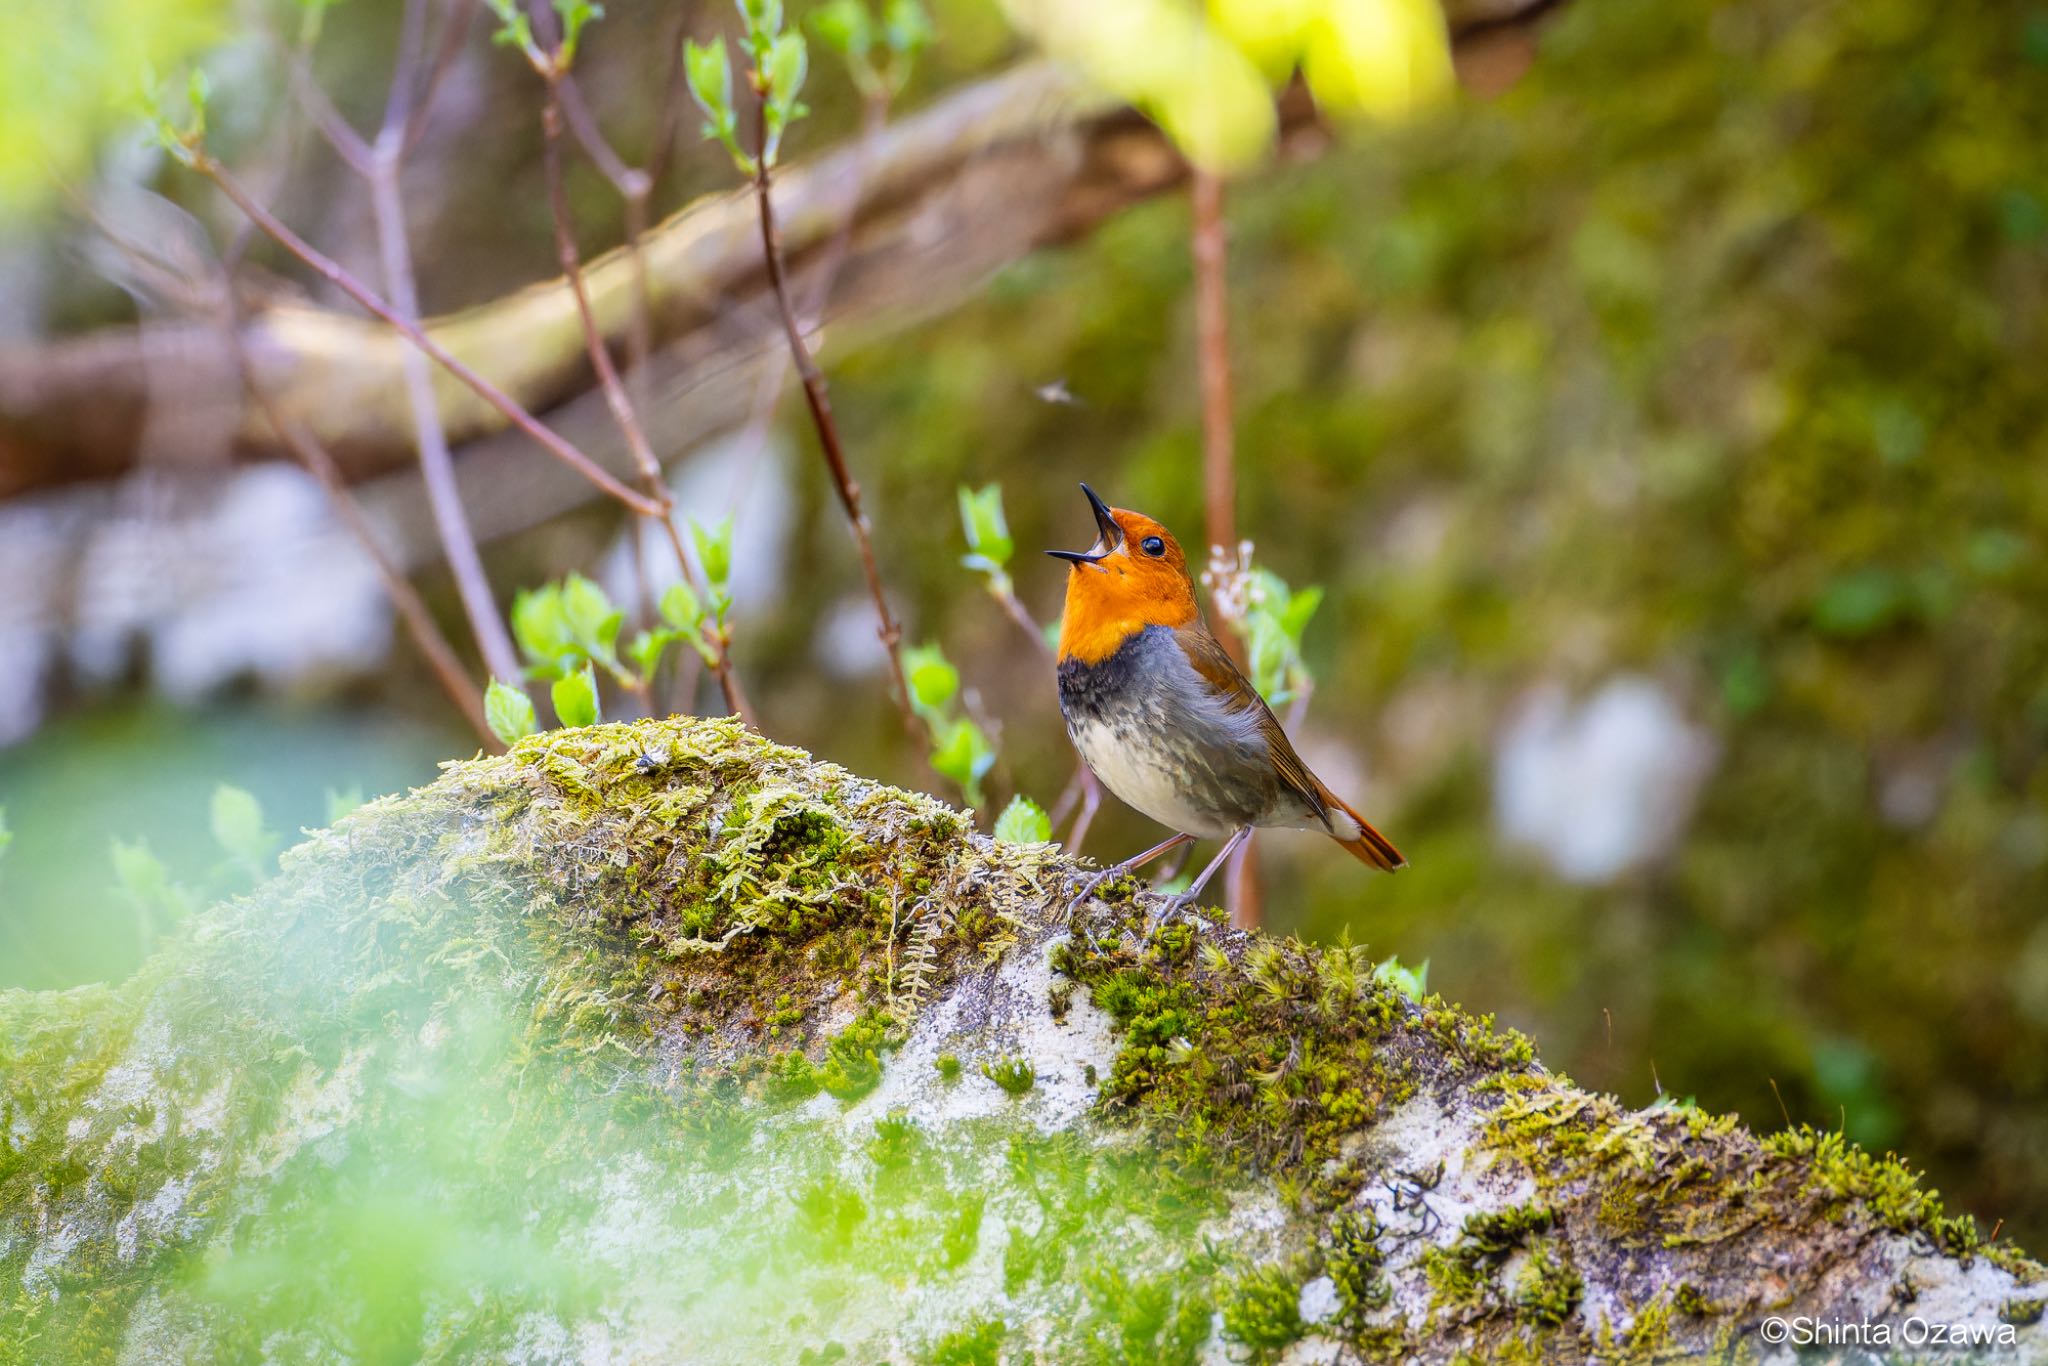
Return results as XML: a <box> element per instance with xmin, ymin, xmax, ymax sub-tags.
<box><xmin>1068</xmin><ymin>715</ymin><xmax>1237</xmax><ymax>838</ymax></box>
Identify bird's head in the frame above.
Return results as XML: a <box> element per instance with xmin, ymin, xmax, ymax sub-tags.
<box><xmin>1049</xmin><ymin>483</ymin><xmax>1200</xmax><ymax>664</ymax></box>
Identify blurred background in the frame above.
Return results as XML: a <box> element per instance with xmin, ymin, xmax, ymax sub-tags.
<box><xmin>4</xmin><ymin>0</ymin><xmax>2046</xmax><ymax>1251</ymax></box>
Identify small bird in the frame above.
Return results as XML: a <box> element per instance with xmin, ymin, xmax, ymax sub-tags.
<box><xmin>1049</xmin><ymin>484</ymin><xmax>1405</xmax><ymax>908</ymax></box>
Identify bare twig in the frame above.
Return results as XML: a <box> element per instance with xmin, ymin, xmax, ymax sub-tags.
<box><xmin>402</xmin><ymin>0</ymin><xmax>481</xmax><ymax>155</ymax></box>
<box><xmin>539</xmin><ymin>81</ymin><xmax>752</xmax><ymax>723</ymax></box>
<box><xmin>66</xmin><ymin>143</ymin><xmax>497</xmax><ymax>743</ymax></box>
<box><xmin>358</xmin><ymin>16</ymin><xmax>520</xmax><ymax>687</ymax></box>
<box><xmin>1192</xmin><ymin>168</ymin><xmax>1242</xmax><ymax>658</ymax></box>
<box><xmin>1191</xmin><ymin>166</ymin><xmax>1259</xmax><ymax>927</ymax></box>
<box><xmin>184</xmin><ymin>149</ymin><xmax>664</xmax><ymax>518</ymax></box>
<box><xmin>749</xmin><ymin>97</ymin><xmax>919</xmax><ymax>738</ymax></box>
<box><xmin>262</xmin><ymin>390</ymin><xmax>495</xmax><ymax>746</ymax></box>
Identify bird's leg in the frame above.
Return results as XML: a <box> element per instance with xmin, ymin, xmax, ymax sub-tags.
<box><xmin>1153</xmin><ymin>827</ymin><xmax>1254</xmax><ymax>923</ymax></box>
<box><xmin>1070</xmin><ymin>831</ymin><xmax>1196</xmax><ymax>906</ymax></box>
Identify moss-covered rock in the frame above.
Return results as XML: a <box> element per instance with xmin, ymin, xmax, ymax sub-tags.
<box><xmin>2</xmin><ymin>719</ymin><xmax>2041</xmax><ymax>1362</ymax></box>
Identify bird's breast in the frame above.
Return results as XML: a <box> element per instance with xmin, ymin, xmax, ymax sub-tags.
<box><xmin>1056</xmin><ymin>626</ymin><xmax>1276</xmax><ymax>838</ymax></box>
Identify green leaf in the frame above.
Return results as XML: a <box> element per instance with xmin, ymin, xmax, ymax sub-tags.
<box><xmin>552</xmin><ymin>664</ymin><xmax>602</xmax><ymax>728</ymax></box>
<box><xmin>956</xmin><ymin>483</ymin><xmax>1014</xmax><ymax>567</ymax></box>
<box><xmin>485</xmin><ymin>678</ymin><xmax>538</xmax><ymax>746</ymax></box>
<box><xmin>993</xmin><ymin>795</ymin><xmax>1052</xmax><ymax>845</ymax></box>
<box><xmin>560</xmin><ymin>573</ymin><xmax>622</xmax><ymax>656</ymax></box>
<box><xmin>0</xmin><ymin>807</ymin><xmax>11</xmax><ymax>864</ymax></box>
<box><xmin>627</xmin><ymin>628</ymin><xmax>669</xmax><ymax>678</ymax></box>
<box><xmin>484</xmin><ymin>0</ymin><xmax>535</xmax><ymax>52</ymax></box>
<box><xmin>325</xmin><ymin>787</ymin><xmax>364</xmax><ymax>823</ymax></box>
<box><xmin>691</xmin><ymin>517</ymin><xmax>735</xmax><ymax>588</ymax></box>
<box><xmin>511</xmin><ymin>583</ymin><xmax>575</xmax><ymax>675</ymax></box>
<box><xmin>739</xmin><ymin>0</ymin><xmax>785</xmax><ymax>47</ymax></box>
<box><xmin>930</xmin><ymin>718</ymin><xmax>994</xmax><ymax>806</ymax></box>
<box><xmin>210</xmin><ymin>784</ymin><xmax>278</xmax><ymax>875</ymax></box>
<box><xmin>812</xmin><ymin>0</ymin><xmax>873</xmax><ymax>59</ymax></box>
<box><xmin>761</xmin><ymin>31</ymin><xmax>810</xmax><ymax>162</ymax></box>
<box><xmin>1373</xmin><ymin>955</ymin><xmax>1430</xmax><ymax>1003</ymax></box>
<box><xmin>767</xmin><ymin>30</ymin><xmax>809</xmax><ymax>105</ymax></box>
<box><xmin>902</xmin><ymin>643</ymin><xmax>960</xmax><ymax>713</ymax></box>
<box><xmin>111</xmin><ymin>838</ymin><xmax>172</xmax><ymax>907</ymax></box>
<box><xmin>553</xmin><ymin>0</ymin><xmax>605</xmax><ymax>63</ymax></box>
<box><xmin>1277</xmin><ymin>584</ymin><xmax>1323</xmax><ymax>642</ymax></box>
<box><xmin>684</xmin><ymin>36</ymin><xmax>734</xmax><ymax>122</ymax></box>
<box><xmin>880</xmin><ymin>0</ymin><xmax>932</xmax><ymax>58</ymax></box>
<box><xmin>660</xmin><ymin>582</ymin><xmax>704</xmax><ymax>631</ymax></box>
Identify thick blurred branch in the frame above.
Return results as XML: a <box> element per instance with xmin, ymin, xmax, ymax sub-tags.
<box><xmin>1</xmin><ymin>0</ymin><xmax>1555</xmax><ymax>499</ymax></box>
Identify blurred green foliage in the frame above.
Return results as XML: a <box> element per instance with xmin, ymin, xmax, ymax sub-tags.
<box><xmin>0</xmin><ymin>0</ymin><xmax>226</xmax><ymax>212</ymax></box>
<box><xmin>813</xmin><ymin>0</ymin><xmax>2048</xmax><ymax>1239</ymax></box>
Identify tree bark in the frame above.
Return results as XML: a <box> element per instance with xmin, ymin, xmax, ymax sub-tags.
<box><xmin>2</xmin><ymin>717</ymin><xmax>2040</xmax><ymax>1361</ymax></box>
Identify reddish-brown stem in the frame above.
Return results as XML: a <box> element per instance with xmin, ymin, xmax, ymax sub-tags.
<box><xmin>1192</xmin><ymin>167</ymin><xmax>1241</xmax><ymax>659</ymax></box>
<box><xmin>272</xmin><ymin>398</ymin><xmax>495</xmax><ymax>746</ymax></box>
<box><xmin>750</xmin><ymin>104</ymin><xmax>919</xmax><ymax>738</ymax></box>
<box><xmin>537</xmin><ymin>96</ymin><xmax>669</xmax><ymax>503</ymax></box>
<box><xmin>1192</xmin><ymin>166</ymin><xmax>1259</xmax><ymax>927</ymax></box>
<box><xmin>186</xmin><ymin>151</ymin><xmax>665</xmax><ymax>517</ymax></box>
<box><xmin>540</xmin><ymin>82</ymin><xmax>751</xmax><ymax>724</ymax></box>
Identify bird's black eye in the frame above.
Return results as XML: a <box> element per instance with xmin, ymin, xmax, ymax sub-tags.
<box><xmin>1140</xmin><ymin>536</ymin><xmax>1166</xmax><ymax>557</ymax></box>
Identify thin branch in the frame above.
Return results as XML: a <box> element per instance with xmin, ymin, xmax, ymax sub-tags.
<box><xmin>343</xmin><ymin>0</ymin><xmax>520</xmax><ymax>688</ymax></box>
<box><xmin>402</xmin><ymin>0</ymin><xmax>481</xmax><ymax>155</ymax></box>
<box><xmin>185</xmin><ymin>148</ymin><xmax>665</xmax><ymax>517</ymax></box>
<box><xmin>540</xmin><ymin>83</ymin><xmax>753</xmax><ymax>724</ymax></box>
<box><xmin>1191</xmin><ymin>166</ymin><xmax>1259</xmax><ymax>928</ymax></box>
<box><xmin>366</xmin><ymin>152</ymin><xmax>522</xmax><ymax>687</ymax></box>
<box><xmin>280</xmin><ymin>44</ymin><xmax>373</xmax><ymax>174</ymax></box>
<box><xmin>750</xmin><ymin>103</ymin><xmax>919</xmax><ymax>739</ymax></box>
<box><xmin>68</xmin><ymin>171</ymin><xmax>495</xmax><ymax>746</ymax></box>
<box><xmin>1192</xmin><ymin>168</ymin><xmax>1241</xmax><ymax>661</ymax></box>
<box><xmin>259</xmin><ymin>386</ymin><xmax>495</xmax><ymax>747</ymax></box>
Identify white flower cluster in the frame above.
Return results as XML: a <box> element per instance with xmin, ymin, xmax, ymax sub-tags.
<box><xmin>1200</xmin><ymin>538</ymin><xmax>1261</xmax><ymax>623</ymax></box>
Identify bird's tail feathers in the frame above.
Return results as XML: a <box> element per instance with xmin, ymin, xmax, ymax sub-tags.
<box><xmin>1316</xmin><ymin>782</ymin><xmax>1407</xmax><ymax>873</ymax></box>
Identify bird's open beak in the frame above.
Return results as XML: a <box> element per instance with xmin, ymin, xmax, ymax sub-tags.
<box><xmin>1047</xmin><ymin>482</ymin><xmax>1122</xmax><ymax>566</ymax></box>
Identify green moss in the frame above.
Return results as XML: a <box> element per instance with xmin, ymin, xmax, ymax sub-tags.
<box><xmin>935</xmin><ymin>1053</ymin><xmax>963</xmax><ymax>1081</ymax></box>
<box><xmin>1052</xmin><ymin>912</ymin><xmax>1426</xmax><ymax>1183</ymax></box>
<box><xmin>1764</xmin><ymin>1126</ymin><xmax>1979</xmax><ymax>1254</ymax></box>
<box><xmin>1074</xmin><ymin>1261</ymin><xmax>1214</xmax><ymax>1366</ymax></box>
<box><xmin>1510</xmin><ymin>1236</ymin><xmax>1582</xmax><ymax>1327</ymax></box>
<box><xmin>922</xmin><ymin>1317</ymin><xmax>1006</xmax><ymax>1366</ymax></box>
<box><xmin>1219</xmin><ymin>1261</ymin><xmax>1308</xmax><ymax>1359</ymax></box>
<box><xmin>774</xmin><ymin>1009</ymin><xmax>901</xmax><ymax>1102</ymax></box>
<box><xmin>981</xmin><ymin>1056</ymin><xmax>1036</xmax><ymax>1096</ymax></box>
<box><xmin>1423</xmin><ymin>1204</ymin><xmax>1558</xmax><ymax>1317</ymax></box>
<box><xmin>1323</xmin><ymin>1209</ymin><xmax>1392</xmax><ymax>1327</ymax></box>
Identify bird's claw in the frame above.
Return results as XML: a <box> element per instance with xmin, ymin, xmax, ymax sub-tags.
<box><xmin>1065</xmin><ymin>864</ymin><xmax>1122</xmax><ymax>909</ymax></box>
<box><xmin>1142</xmin><ymin>892</ymin><xmax>1199</xmax><ymax>933</ymax></box>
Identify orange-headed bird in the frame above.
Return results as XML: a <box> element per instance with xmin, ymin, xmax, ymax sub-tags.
<box><xmin>1050</xmin><ymin>484</ymin><xmax>1405</xmax><ymax>908</ymax></box>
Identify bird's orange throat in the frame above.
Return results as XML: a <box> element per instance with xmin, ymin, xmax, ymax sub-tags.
<box><xmin>1057</xmin><ymin>563</ymin><xmax>1199</xmax><ymax>666</ymax></box>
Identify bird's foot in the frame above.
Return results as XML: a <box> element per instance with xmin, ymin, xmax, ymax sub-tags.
<box><xmin>1065</xmin><ymin>863</ymin><xmax>1126</xmax><ymax>910</ymax></box>
<box><xmin>1143</xmin><ymin>892</ymin><xmax>1199</xmax><ymax>931</ymax></box>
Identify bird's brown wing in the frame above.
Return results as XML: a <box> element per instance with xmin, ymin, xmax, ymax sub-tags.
<box><xmin>1173</xmin><ymin>621</ymin><xmax>1407</xmax><ymax>871</ymax></box>
<box><xmin>1171</xmin><ymin>621</ymin><xmax>1329</xmax><ymax>822</ymax></box>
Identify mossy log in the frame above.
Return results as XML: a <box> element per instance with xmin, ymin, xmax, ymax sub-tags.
<box><xmin>3</xmin><ymin>719</ymin><xmax>2042</xmax><ymax>1363</ymax></box>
